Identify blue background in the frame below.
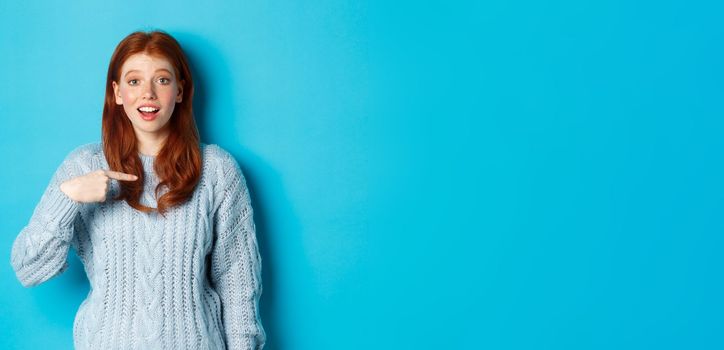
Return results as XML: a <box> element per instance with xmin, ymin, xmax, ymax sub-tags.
<box><xmin>1</xmin><ymin>0</ymin><xmax>723</xmax><ymax>349</ymax></box>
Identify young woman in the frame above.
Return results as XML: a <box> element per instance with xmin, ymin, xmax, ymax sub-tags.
<box><xmin>10</xmin><ymin>30</ymin><xmax>266</xmax><ymax>350</ymax></box>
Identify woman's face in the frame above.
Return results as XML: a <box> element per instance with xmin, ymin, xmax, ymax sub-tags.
<box><xmin>112</xmin><ymin>53</ymin><xmax>183</xmax><ymax>138</ymax></box>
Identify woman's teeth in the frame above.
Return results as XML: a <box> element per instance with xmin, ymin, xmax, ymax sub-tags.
<box><xmin>138</xmin><ymin>107</ymin><xmax>160</xmax><ymax>113</ymax></box>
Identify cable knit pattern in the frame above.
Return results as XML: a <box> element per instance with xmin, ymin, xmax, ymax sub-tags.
<box><xmin>10</xmin><ymin>141</ymin><xmax>266</xmax><ymax>350</ymax></box>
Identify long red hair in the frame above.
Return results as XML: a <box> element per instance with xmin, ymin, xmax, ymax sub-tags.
<box><xmin>102</xmin><ymin>30</ymin><xmax>201</xmax><ymax>217</ymax></box>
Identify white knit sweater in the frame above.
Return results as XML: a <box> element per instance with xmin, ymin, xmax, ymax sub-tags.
<box><xmin>10</xmin><ymin>142</ymin><xmax>266</xmax><ymax>350</ymax></box>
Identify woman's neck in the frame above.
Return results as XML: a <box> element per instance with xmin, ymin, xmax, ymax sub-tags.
<box><xmin>135</xmin><ymin>129</ymin><xmax>169</xmax><ymax>157</ymax></box>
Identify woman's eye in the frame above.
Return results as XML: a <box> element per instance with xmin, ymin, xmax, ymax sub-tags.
<box><xmin>158</xmin><ymin>77</ymin><xmax>170</xmax><ymax>84</ymax></box>
<box><xmin>128</xmin><ymin>79</ymin><xmax>139</xmax><ymax>85</ymax></box>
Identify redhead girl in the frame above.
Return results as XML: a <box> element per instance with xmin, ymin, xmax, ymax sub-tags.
<box><xmin>10</xmin><ymin>30</ymin><xmax>266</xmax><ymax>350</ymax></box>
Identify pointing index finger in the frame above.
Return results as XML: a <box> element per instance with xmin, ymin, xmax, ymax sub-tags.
<box><xmin>104</xmin><ymin>170</ymin><xmax>139</xmax><ymax>181</ymax></box>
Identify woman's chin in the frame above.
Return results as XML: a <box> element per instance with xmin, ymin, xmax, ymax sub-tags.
<box><xmin>132</xmin><ymin>122</ymin><xmax>171</xmax><ymax>136</ymax></box>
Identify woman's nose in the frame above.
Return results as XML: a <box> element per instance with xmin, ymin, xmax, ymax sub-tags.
<box><xmin>142</xmin><ymin>84</ymin><xmax>156</xmax><ymax>99</ymax></box>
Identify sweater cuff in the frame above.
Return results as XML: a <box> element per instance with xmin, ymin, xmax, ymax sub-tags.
<box><xmin>42</xmin><ymin>186</ymin><xmax>82</xmax><ymax>239</ymax></box>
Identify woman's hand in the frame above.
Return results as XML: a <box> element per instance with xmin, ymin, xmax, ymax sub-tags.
<box><xmin>59</xmin><ymin>170</ymin><xmax>138</xmax><ymax>203</ymax></box>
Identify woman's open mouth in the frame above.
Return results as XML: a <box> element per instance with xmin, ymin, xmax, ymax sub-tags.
<box><xmin>137</xmin><ymin>106</ymin><xmax>160</xmax><ymax>121</ymax></box>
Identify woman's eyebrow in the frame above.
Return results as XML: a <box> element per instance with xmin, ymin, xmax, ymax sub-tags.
<box><xmin>124</xmin><ymin>68</ymin><xmax>173</xmax><ymax>78</ymax></box>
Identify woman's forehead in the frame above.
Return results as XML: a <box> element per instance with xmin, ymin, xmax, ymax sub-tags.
<box><xmin>121</xmin><ymin>53</ymin><xmax>175</xmax><ymax>74</ymax></box>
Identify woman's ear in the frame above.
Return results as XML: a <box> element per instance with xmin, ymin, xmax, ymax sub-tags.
<box><xmin>176</xmin><ymin>80</ymin><xmax>184</xmax><ymax>103</ymax></box>
<box><xmin>112</xmin><ymin>81</ymin><xmax>123</xmax><ymax>105</ymax></box>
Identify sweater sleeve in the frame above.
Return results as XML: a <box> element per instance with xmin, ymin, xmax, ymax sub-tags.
<box><xmin>10</xmin><ymin>148</ymin><xmax>84</xmax><ymax>288</ymax></box>
<box><xmin>209</xmin><ymin>152</ymin><xmax>267</xmax><ymax>350</ymax></box>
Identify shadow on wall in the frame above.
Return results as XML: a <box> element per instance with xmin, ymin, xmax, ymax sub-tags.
<box><xmin>177</xmin><ymin>31</ymin><xmax>305</xmax><ymax>350</ymax></box>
